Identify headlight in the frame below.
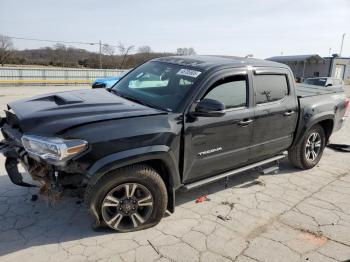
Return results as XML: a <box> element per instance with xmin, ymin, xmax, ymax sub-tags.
<box><xmin>21</xmin><ymin>135</ymin><xmax>88</xmax><ymax>163</ymax></box>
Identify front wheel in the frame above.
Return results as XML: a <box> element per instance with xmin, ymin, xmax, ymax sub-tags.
<box><xmin>288</xmin><ymin>124</ymin><xmax>326</xmax><ymax>169</ymax></box>
<box><xmin>85</xmin><ymin>164</ymin><xmax>168</xmax><ymax>232</ymax></box>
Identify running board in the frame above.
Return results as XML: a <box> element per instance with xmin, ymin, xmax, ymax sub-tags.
<box><xmin>183</xmin><ymin>154</ymin><xmax>285</xmax><ymax>190</ymax></box>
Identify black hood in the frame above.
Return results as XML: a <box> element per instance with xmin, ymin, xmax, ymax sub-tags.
<box><xmin>8</xmin><ymin>89</ymin><xmax>163</xmax><ymax>134</ymax></box>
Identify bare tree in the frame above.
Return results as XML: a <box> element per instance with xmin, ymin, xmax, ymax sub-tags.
<box><xmin>53</xmin><ymin>43</ymin><xmax>69</xmax><ymax>66</ymax></box>
<box><xmin>118</xmin><ymin>42</ymin><xmax>134</xmax><ymax>69</ymax></box>
<box><xmin>54</xmin><ymin>43</ymin><xmax>66</xmax><ymax>50</ymax></box>
<box><xmin>102</xmin><ymin>44</ymin><xmax>116</xmax><ymax>68</ymax></box>
<box><xmin>176</xmin><ymin>47</ymin><xmax>196</xmax><ymax>56</ymax></box>
<box><xmin>0</xmin><ymin>35</ymin><xmax>14</xmax><ymax>66</ymax></box>
<box><xmin>102</xmin><ymin>44</ymin><xmax>115</xmax><ymax>56</ymax></box>
<box><xmin>137</xmin><ymin>45</ymin><xmax>152</xmax><ymax>54</ymax></box>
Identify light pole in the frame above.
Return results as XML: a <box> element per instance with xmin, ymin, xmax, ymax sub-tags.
<box><xmin>340</xmin><ymin>33</ymin><xmax>345</xmax><ymax>57</ymax></box>
<box><xmin>99</xmin><ymin>40</ymin><xmax>102</xmax><ymax>69</ymax></box>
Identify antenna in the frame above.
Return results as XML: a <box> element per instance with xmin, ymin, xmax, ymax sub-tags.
<box><xmin>340</xmin><ymin>33</ymin><xmax>345</xmax><ymax>57</ymax></box>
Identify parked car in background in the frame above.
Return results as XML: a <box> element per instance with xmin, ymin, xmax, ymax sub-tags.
<box><xmin>92</xmin><ymin>76</ymin><xmax>120</xmax><ymax>89</ymax></box>
<box><xmin>303</xmin><ymin>77</ymin><xmax>344</xmax><ymax>89</ymax></box>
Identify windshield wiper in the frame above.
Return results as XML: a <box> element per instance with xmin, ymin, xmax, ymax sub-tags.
<box><xmin>110</xmin><ymin>90</ymin><xmax>168</xmax><ymax>112</ymax></box>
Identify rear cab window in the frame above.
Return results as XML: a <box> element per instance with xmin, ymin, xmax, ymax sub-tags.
<box><xmin>254</xmin><ymin>74</ymin><xmax>289</xmax><ymax>104</ymax></box>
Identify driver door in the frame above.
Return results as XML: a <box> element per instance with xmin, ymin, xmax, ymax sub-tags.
<box><xmin>182</xmin><ymin>70</ymin><xmax>254</xmax><ymax>183</ymax></box>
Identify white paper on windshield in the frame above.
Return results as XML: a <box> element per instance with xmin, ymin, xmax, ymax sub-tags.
<box><xmin>176</xmin><ymin>69</ymin><xmax>201</xmax><ymax>78</ymax></box>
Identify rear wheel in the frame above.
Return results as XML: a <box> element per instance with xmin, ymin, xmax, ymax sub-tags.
<box><xmin>85</xmin><ymin>164</ymin><xmax>168</xmax><ymax>232</ymax></box>
<box><xmin>288</xmin><ymin>124</ymin><xmax>326</xmax><ymax>169</ymax></box>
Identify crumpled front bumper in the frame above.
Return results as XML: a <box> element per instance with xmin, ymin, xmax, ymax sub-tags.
<box><xmin>1</xmin><ymin>134</ymin><xmax>37</xmax><ymax>188</ymax></box>
<box><xmin>0</xmin><ymin>141</ymin><xmax>7</xmax><ymax>154</ymax></box>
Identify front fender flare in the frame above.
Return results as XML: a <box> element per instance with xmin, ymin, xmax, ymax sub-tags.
<box><xmin>86</xmin><ymin>145</ymin><xmax>182</xmax><ymax>190</ymax></box>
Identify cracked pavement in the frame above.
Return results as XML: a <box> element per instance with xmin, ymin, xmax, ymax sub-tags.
<box><xmin>0</xmin><ymin>85</ymin><xmax>350</xmax><ymax>262</ymax></box>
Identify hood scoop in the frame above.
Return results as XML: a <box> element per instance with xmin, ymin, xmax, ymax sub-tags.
<box><xmin>33</xmin><ymin>93</ymin><xmax>84</xmax><ymax>105</ymax></box>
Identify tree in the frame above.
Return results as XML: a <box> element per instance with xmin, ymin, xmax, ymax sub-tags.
<box><xmin>118</xmin><ymin>42</ymin><xmax>134</xmax><ymax>69</ymax></box>
<box><xmin>54</xmin><ymin>43</ymin><xmax>66</xmax><ymax>51</ymax></box>
<box><xmin>137</xmin><ymin>45</ymin><xmax>152</xmax><ymax>54</ymax></box>
<box><xmin>102</xmin><ymin>44</ymin><xmax>115</xmax><ymax>56</ymax></box>
<box><xmin>0</xmin><ymin>35</ymin><xmax>14</xmax><ymax>66</ymax></box>
<box><xmin>176</xmin><ymin>47</ymin><xmax>196</xmax><ymax>56</ymax></box>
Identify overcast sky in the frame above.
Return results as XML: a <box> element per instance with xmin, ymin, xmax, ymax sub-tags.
<box><xmin>0</xmin><ymin>0</ymin><xmax>349</xmax><ymax>58</ymax></box>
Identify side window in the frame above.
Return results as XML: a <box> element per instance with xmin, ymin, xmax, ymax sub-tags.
<box><xmin>203</xmin><ymin>75</ymin><xmax>247</xmax><ymax>109</ymax></box>
<box><xmin>254</xmin><ymin>74</ymin><xmax>289</xmax><ymax>104</ymax></box>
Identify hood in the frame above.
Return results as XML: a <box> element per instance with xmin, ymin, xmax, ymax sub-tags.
<box><xmin>8</xmin><ymin>89</ymin><xmax>163</xmax><ymax>134</ymax></box>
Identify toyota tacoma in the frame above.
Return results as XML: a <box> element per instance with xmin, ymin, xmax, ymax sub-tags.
<box><xmin>0</xmin><ymin>56</ymin><xmax>348</xmax><ymax>232</ymax></box>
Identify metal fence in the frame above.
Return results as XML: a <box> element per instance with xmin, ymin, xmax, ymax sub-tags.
<box><xmin>0</xmin><ymin>67</ymin><xmax>128</xmax><ymax>85</ymax></box>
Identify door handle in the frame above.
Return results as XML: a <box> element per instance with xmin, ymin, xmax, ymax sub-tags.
<box><xmin>284</xmin><ymin>110</ymin><xmax>295</xmax><ymax>116</ymax></box>
<box><xmin>238</xmin><ymin>119</ymin><xmax>253</xmax><ymax>126</ymax></box>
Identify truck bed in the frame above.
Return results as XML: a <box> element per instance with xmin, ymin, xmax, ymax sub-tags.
<box><xmin>296</xmin><ymin>84</ymin><xmax>343</xmax><ymax>98</ymax></box>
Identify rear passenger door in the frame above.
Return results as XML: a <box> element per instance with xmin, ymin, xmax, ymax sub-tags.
<box><xmin>249</xmin><ymin>68</ymin><xmax>298</xmax><ymax>162</ymax></box>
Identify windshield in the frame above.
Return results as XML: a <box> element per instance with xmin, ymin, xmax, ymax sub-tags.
<box><xmin>304</xmin><ymin>78</ymin><xmax>327</xmax><ymax>86</ymax></box>
<box><xmin>112</xmin><ymin>61</ymin><xmax>201</xmax><ymax>111</ymax></box>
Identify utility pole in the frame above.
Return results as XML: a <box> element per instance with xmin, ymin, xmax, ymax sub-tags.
<box><xmin>339</xmin><ymin>33</ymin><xmax>345</xmax><ymax>57</ymax></box>
<box><xmin>99</xmin><ymin>40</ymin><xmax>102</xmax><ymax>69</ymax></box>
<box><xmin>328</xmin><ymin>48</ymin><xmax>331</xmax><ymax>57</ymax></box>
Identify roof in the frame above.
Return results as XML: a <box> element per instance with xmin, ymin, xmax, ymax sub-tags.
<box><xmin>152</xmin><ymin>55</ymin><xmax>285</xmax><ymax>71</ymax></box>
<box><xmin>267</xmin><ymin>54</ymin><xmax>325</xmax><ymax>63</ymax></box>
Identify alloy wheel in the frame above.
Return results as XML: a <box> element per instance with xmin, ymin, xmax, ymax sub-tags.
<box><xmin>101</xmin><ymin>183</ymin><xmax>154</xmax><ymax>231</ymax></box>
<box><xmin>305</xmin><ymin>132</ymin><xmax>322</xmax><ymax>162</ymax></box>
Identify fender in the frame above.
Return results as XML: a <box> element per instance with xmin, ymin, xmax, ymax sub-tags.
<box><xmin>86</xmin><ymin>145</ymin><xmax>182</xmax><ymax>190</ymax></box>
<box><xmin>292</xmin><ymin>111</ymin><xmax>334</xmax><ymax>147</ymax></box>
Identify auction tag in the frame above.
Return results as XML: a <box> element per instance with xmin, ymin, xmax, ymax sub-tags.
<box><xmin>177</xmin><ymin>69</ymin><xmax>201</xmax><ymax>78</ymax></box>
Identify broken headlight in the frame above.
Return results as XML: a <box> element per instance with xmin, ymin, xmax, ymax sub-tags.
<box><xmin>21</xmin><ymin>135</ymin><xmax>88</xmax><ymax>163</ymax></box>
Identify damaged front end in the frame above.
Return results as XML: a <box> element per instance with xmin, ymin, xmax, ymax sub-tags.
<box><xmin>0</xmin><ymin>110</ymin><xmax>88</xmax><ymax>200</ymax></box>
<box><xmin>1</xmin><ymin>112</ymin><xmax>39</xmax><ymax>188</ymax></box>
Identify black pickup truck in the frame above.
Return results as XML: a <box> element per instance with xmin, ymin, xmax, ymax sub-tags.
<box><xmin>0</xmin><ymin>56</ymin><xmax>348</xmax><ymax>232</ymax></box>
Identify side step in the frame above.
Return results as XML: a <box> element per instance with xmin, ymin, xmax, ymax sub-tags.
<box><xmin>183</xmin><ymin>154</ymin><xmax>285</xmax><ymax>190</ymax></box>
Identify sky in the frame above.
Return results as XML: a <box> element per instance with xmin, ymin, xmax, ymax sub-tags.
<box><xmin>0</xmin><ymin>0</ymin><xmax>349</xmax><ymax>59</ymax></box>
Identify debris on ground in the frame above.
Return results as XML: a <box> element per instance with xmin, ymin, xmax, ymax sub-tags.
<box><xmin>217</xmin><ymin>215</ymin><xmax>232</xmax><ymax>221</ymax></box>
<box><xmin>148</xmin><ymin>240</ymin><xmax>160</xmax><ymax>254</ymax></box>
<box><xmin>255</xmin><ymin>180</ymin><xmax>266</xmax><ymax>186</ymax></box>
<box><xmin>239</xmin><ymin>179</ymin><xmax>266</xmax><ymax>188</ymax></box>
<box><xmin>195</xmin><ymin>195</ymin><xmax>211</xmax><ymax>203</ymax></box>
<box><xmin>221</xmin><ymin>201</ymin><xmax>235</xmax><ymax>210</ymax></box>
<box><xmin>327</xmin><ymin>143</ymin><xmax>350</xmax><ymax>152</ymax></box>
<box><xmin>30</xmin><ymin>194</ymin><xmax>38</xmax><ymax>202</ymax></box>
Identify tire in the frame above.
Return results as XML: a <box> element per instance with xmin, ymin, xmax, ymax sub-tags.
<box><xmin>85</xmin><ymin>164</ymin><xmax>168</xmax><ymax>232</ymax></box>
<box><xmin>288</xmin><ymin>124</ymin><xmax>326</xmax><ymax>169</ymax></box>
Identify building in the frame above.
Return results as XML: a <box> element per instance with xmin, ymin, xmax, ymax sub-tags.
<box><xmin>267</xmin><ymin>54</ymin><xmax>350</xmax><ymax>84</ymax></box>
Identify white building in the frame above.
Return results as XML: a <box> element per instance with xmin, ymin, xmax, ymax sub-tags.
<box><xmin>267</xmin><ymin>55</ymin><xmax>350</xmax><ymax>84</ymax></box>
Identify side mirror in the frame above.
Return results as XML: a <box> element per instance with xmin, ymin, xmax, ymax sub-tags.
<box><xmin>92</xmin><ymin>82</ymin><xmax>107</xmax><ymax>89</ymax></box>
<box><xmin>193</xmin><ymin>99</ymin><xmax>225</xmax><ymax>117</ymax></box>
